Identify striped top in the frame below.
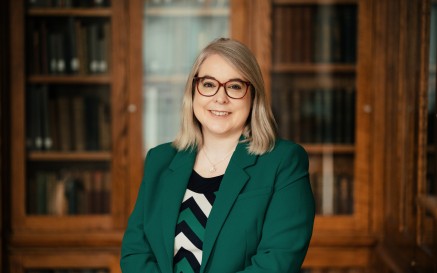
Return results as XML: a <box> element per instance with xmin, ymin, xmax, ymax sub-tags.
<box><xmin>173</xmin><ymin>170</ymin><xmax>223</xmax><ymax>273</ymax></box>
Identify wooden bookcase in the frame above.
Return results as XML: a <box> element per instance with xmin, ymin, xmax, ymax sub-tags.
<box><xmin>9</xmin><ymin>0</ymin><xmax>128</xmax><ymax>255</ymax></box>
<box><xmin>257</xmin><ymin>0</ymin><xmax>373</xmax><ymax>271</ymax></box>
<box><xmin>6</xmin><ymin>0</ymin><xmax>435</xmax><ymax>272</ymax></box>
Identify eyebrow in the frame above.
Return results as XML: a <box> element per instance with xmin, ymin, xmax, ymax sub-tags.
<box><xmin>198</xmin><ymin>74</ymin><xmax>247</xmax><ymax>82</ymax></box>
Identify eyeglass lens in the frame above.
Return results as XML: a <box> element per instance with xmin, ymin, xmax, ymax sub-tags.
<box><xmin>197</xmin><ymin>77</ymin><xmax>248</xmax><ymax>99</ymax></box>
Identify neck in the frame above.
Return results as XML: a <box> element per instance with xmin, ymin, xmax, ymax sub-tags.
<box><xmin>201</xmin><ymin>133</ymin><xmax>240</xmax><ymax>159</ymax></box>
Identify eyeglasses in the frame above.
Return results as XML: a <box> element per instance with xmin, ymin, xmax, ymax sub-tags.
<box><xmin>194</xmin><ymin>76</ymin><xmax>251</xmax><ymax>99</ymax></box>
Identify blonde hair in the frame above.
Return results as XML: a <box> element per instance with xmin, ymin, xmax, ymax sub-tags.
<box><xmin>172</xmin><ymin>38</ymin><xmax>277</xmax><ymax>155</ymax></box>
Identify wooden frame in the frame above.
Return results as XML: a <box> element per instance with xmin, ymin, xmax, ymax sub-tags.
<box><xmin>9</xmin><ymin>0</ymin><xmax>128</xmax><ymax>246</ymax></box>
<box><xmin>9</xmin><ymin>251</ymin><xmax>120</xmax><ymax>273</ymax></box>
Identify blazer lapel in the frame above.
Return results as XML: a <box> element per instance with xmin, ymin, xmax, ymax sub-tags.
<box><xmin>200</xmin><ymin>142</ymin><xmax>258</xmax><ymax>272</ymax></box>
<box><xmin>159</xmin><ymin>148</ymin><xmax>197</xmax><ymax>273</ymax></box>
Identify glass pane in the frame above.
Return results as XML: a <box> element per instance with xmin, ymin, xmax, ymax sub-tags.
<box><xmin>271</xmin><ymin>4</ymin><xmax>358</xmax><ymax>216</ymax></box>
<box><xmin>427</xmin><ymin>2</ymin><xmax>437</xmax><ymax>196</ymax></box>
<box><xmin>26</xmin><ymin>17</ymin><xmax>111</xmax><ymax>75</ymax></box>
<box><xmin>25</xmin><ymin>0</ymin><xmax>113</xmax><ymax>218</ymax></box>
<box><xmin>142</xmin><ymin>0</ymin><xmax>230</xmax><ymax>150</ymax></box>
<box><xmin>423</xmin><ymin>1</ymin><xmax>437</xmax><ymax>253</ymax></box>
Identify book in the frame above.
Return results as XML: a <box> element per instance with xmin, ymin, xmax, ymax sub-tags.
<box><xmin>84</xmin><ymin>95</ymin><xmax>99</xmax><ymax>150</ymax></box>
<box><xmin>98</xmin><ymin>98</ymin><xmax>111</xmax><ymax>151</ymax></box>
<box><xmin>72</xmin><ymin>96</ymin><xmax>86</xmax><ymax>151</ymax></box>
<box><xmin>40</xmin><ymin>85</ymin><xmax>53</xmax><ymax>150</ymax></box>
<box><xmin>57</xmin><ymin>95</ymin><xmax>72</xmax><ymax>151</ymax></box>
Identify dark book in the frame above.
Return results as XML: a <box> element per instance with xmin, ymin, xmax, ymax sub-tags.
<box><xmin>27</xmin><ymin>176</ymin><xmax>38</xmax><ymax>214</ymax></box>
<box><xmin>290</xmin><ymin>89</ymin><xmax>301</xmax><ymax>142</ymax></box>
<box><xmin>313</xmin><ymin>89</ymin><xmax>324</xmax><ymax>143</ymax></box>
<box><xmin>31</xmin><ymin>27</ymin><xmax>41</xmax><ymax>74</ymax></box>
<box><xmin>57</xmin><ymin>95</ymin><xmax>72</xmax><ymax>151</ymax></box>
<box><xmin>273</xmin><ymin>7</ymin><xmax>283</xmax><ymax>65</ymax></box>
<box><xmin>98</xmin><ymin>99</ymin><xmax>111</xmax><ymax>150</ymax></box>
<box><xmin>36</xmin><ymin>172</ymin><xmax>48</xmax><ymax>215</ymax></box>
<box><xmin>26</xmin><ymin>86</ymin><xmax>36</xmax><ymax>150</ymax></box>
<box><xmin>71</xmin><ymin>96</ymin><xmax>85</xmax><ymax>151</ymax></box>
<box><xmin>40</xmin><ymin>20</ymin><xmax>49</xmax><ymax>74</ymax></box>
<box><xmin>300</xmin><ymin>89</ymin><xmax>315</xmax><ymax>143</ymax></box>
<box><xmin>332</xmin><ymin>88</ymin><xmax>345</xmax><ymax>143</ymax></box>
<box><xmin>84</xmin><ymin>96</ymin><xmax>99</xmax><ymax>150</ymax></box>
<box><xmin>340</xmin><ymin>5</ymin><xmax>357</xmax><ymax>63</ymax></box>
<box><xmin>279</xmin><ymin>88</ymin><xmax>290</xmax><ymax>139</ymax></box>
<box><xmin>322</xmin><ymin>88</ymin><xmax>333</xmax><ymax>143</ymax></box>
<box><xmin>40</xmin><ymin>85</ymin><xmax>53</xmax><ymax>150</ymax></box>
<box><xmin>34</xmin><ymin>86</ymin><xmax>44</xmax><ymax>150</ymax></box>
<box><xmin>66</xmin><ymin>17</ymin><xmax>79</xmax><ymax>74</ymax></box>
<box><xmin>88</xmin><ymin>22</ymin><xmax>99</xmax><ymax>74</ymax></box>
<box><xmin>301</xmin><ymin>6</ymin><xmax>313</xmax><ymax>64</ymax></box>
<box><xmin>344</xmin><ymin>86</ymin><xmax>356</xmax><ymax>143</ymax></box>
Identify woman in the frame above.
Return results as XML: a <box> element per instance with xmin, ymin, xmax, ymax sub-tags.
<box><xmin>120</xmin><ymin>38</ymin><xmax>315</xmax><ymax>273</ymax></box>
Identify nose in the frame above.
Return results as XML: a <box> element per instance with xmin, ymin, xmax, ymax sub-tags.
<box><xmin>214</xmin><ymin>85</ymin><xmax>229</xmax><ymax>104</ymax></box>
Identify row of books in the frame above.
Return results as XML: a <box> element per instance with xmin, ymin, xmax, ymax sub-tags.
<box><xmin>28</xmin><ymin>0</ymin><xmax>110</xmax><ymax>8</ymax></box>
<box><xmin>28</xmin><ymin>18</ymin><xmax>110</xmax><ymax>75</ymax></box>
<box><xmin>144</xmin><ymin>15</ymin><xmax>228</xmax><ymax>75</ymax></box>
<box><xmin>273</xmin><ymin>87</ymin><xmax>355</xmax><ymax>144</ymax></box>
<box><xmin>145</xmin><ymin>0</ymin><xmax>227</xmax><ymax>7</ymax></box>
<box><xmin>26</xmin><ymin>85</ymin><xmax>111</xmax><ymax>151</ymax></box>
<box><xmin>273</xmin><ymin>5</ymin><xmax>357</xmax><ymax>64</ymax></box>
<box><xmin>143</xmin><ymin>84</ymin><xmax>183</xmax><ymax>149</ymax></box>
<box><xmin>310</xmin><ymin>171</ymin><xmax>354</xmax><ymax>215</ymax></box>
<box><xmin>27</xmin><ymin>170</ymin><xmax>111</xmax><ymax>215</ymax></box>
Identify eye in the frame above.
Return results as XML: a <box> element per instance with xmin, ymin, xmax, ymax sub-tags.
<box><xmin>202</xmin><ymin>80</ymin><xmax>216</xmax><ymax>88</ymax></box>
<box><xmin>227</xmin><ymin>82</ymin><xmax>244</xmax><ymax>90</ymax></box>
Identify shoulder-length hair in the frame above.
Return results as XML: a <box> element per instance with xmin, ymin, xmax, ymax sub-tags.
<box><xmin>172</xmin><ymin>38</ymin><xmax>277</xmax><ymax>155</ymax></box>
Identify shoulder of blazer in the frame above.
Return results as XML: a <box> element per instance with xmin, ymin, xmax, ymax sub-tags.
<box><xmin>268</xmin><ymin>138</ymin><xmax>308</xmax><ymax>161</ymax></box>
<box><xmin>145</xmin><ymin>142</ymin><xmax>178</xmax><ymax>169</ymax></box>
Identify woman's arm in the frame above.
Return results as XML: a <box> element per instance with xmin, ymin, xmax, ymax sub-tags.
<box><xmin>120</xmin><ymin>151</ymin><xmax>163</xmax><ymax>273</ymax></box>
<box><xmin>237</xmin><ymin>144</ymin><xmax>315</xmax><ymax>273</ymax></box>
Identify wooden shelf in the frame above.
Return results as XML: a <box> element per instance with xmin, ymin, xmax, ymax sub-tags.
<box><xmin>273</xmin><ymin>0</ymin><xmax>358</xmax><ymax>5</ymax></box>
<box><xmin>144</xmin><ymin>7</ymin><xmax>229</xmax><ymax>17</ymax></box>
<box><xmin>28</xmin><ymin>75</ymin><xmax>111</xmax><ymax>84</ymax></box>
<box><xmin>272</xmin><ymin>64</ymin><xmax>356</xmax><ymax>74</ymax></box>
<box><xmin>27</xmin><ymin>8</ymin><xmax>112</xmax><ymax>17</ymax></box>
<box><xmin>417</xmin><ymin>195</ymin><xmax>437</xmax><ymax>220</ymax></box>
<box><xmin>27</xmin><ymin>151</ymin><xmax>111</xmax><ymax>161</ymax></box>
<box><xmin>303</xmin><ymin>144</ymin><xmax>355</xmax><ymax>154</ymax></box>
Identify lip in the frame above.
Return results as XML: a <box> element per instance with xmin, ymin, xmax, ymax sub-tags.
<box><xmin>210</xmin><ymin>110</ymin><xmax>231</xmax><ymax>116</ymax></box>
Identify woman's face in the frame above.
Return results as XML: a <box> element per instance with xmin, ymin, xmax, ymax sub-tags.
<box><xmin>193</xmin><ymin>54</ymin><xmax>252</xmax><ymax>140</ymax></box>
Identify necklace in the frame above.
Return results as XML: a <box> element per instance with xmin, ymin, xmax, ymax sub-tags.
<box><xmin>202</xmin><ymin>147</ymin><xmax>235</xmax><ymax>173</ymax></box>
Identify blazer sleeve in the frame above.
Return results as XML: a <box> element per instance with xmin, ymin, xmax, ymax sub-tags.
<box><xmin>120</xmin><ymin>150</ymin><xmax>162</xmax><ymax>273</ymax></box>
<box><xmin>237</xmin><ymin>144</ymin><xmax>315</xmax><ymax>273</ymax></box>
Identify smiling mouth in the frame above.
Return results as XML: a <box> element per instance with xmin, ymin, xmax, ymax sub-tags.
<box><xmin>210</xmin><ymin>110</ymin><xmax>230</xmax><ymax>116</ymax></box>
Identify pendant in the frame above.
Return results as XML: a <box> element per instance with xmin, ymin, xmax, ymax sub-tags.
<box><xmin>209</xmin><ymin>166</ymin><xmax>216</xmax><ymax>173</ymax></box>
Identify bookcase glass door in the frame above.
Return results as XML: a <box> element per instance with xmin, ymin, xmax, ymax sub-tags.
<box><xmin>141</xmin><ymin>0</ymin><xmax>230</xmax><ymax>150</ymax></box>
<box><xmin>271</xmin><ymin>3</ymin><xmax>357</xmax><ymax>216</ymax></box>
<box><xmin>24</xmin><ymin>1</ymin><xmax>113</xmax><ymax>216</ymax></box>
<box><xmin>423</xmin><ymin>1</ymin><xmax>437</xmax><ymax>248</ymax></box>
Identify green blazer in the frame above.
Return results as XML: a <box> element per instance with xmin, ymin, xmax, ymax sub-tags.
<box><xmin>120</xmin><ymin>139</ymin><xmax>315</xmax><ymax>273</ymax></box>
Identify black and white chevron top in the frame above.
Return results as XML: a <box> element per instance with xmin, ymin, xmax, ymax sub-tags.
<box><xmin>173</xmin><ymin>170</ymin><xmax>223</xmax><ymax>273</ymax></box>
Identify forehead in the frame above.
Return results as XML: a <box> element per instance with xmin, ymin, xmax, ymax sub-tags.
<box><xmin>198</xmin><ymin>54</ymin><xmax>244</xmax><ymax>81</ymax></box>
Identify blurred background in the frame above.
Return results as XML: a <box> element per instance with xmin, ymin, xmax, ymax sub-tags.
<box><xmin>0</xmin><ymin>0</ymin><xmax>436</xmax><ymax>272</ymax></box>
